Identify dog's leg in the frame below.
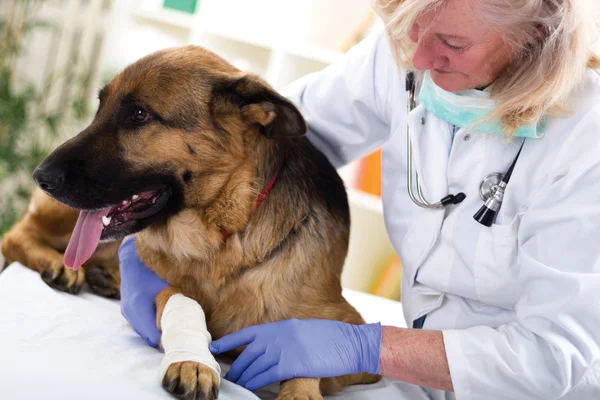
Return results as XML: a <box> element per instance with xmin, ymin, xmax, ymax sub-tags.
<box><xmin>155</xmin><ymin>287</ymin><xmax>220</xmax><ymax>400</ymax></box>
<box><xmin>319</xmin><ymin>373</ymin><xmax>381</xmax><ymax>396</ymax></box>
<box><xmin>277</xmin><ymin>378</ymin><xmax>323</xmax><ymax>400</ymax></box>
<box><xmin>84</xmin><ymin>241</ymin><xmax>121</xmax><ymax>299</ymax></box>
<box><xmin>1</xmin><ymin>223</ymin><xmax>85</xmax><ymax>294</ymax></box>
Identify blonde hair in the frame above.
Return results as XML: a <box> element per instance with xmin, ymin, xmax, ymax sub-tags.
<box><xmin>371</xmin><ymin>0</ymin><xmax>600</xmax><ymax>137</ymax></box>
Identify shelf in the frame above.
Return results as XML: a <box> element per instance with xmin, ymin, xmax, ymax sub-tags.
<box><xmin>193</xmin><ymin>32</ymin><xmax>271</xmax><ymax>77</ymax></box>
<box><xmin>281</xmin><ymin>43</ymin><xmax>343</xmax><ymax>65</ymax></box>
<box><xmin>199</xmin><ymin>28</ymin><xmax>271</xmax><ymax>53</ymax></box>
<box><xmin>202</xmin><ymin>28</ymin><xmax>344</xmax><ymax>65</ymax></box>
<box><xmin>133</xmin><ymin>8</ymin><xmax>195</xmax><ymax>30</ymax></box>
<box><xmin>132</xmin><ymin>7</ymin><xmax>345</xmax><ymax>69</ymax></box>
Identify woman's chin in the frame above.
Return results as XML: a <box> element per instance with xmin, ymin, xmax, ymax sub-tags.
<box><xmin>430</xmin><ymin>71</ymin><xmax>470</xmax><ymax>92</ymax></box>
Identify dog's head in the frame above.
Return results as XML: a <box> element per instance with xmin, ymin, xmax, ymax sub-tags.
<box><xmin>32</xmin><ymin>46</ymin><xmax>306</xmax><ymax>269</ymax></box>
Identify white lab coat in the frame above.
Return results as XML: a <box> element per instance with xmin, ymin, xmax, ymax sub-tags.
<box><xmin>281</xmin><ymin>29</ymin><xmax>600</xmax><ymax>400</ymax></box>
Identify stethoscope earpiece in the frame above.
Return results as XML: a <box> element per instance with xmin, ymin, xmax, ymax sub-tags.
<box><xmin>440</xmin><ymin>193</ymin><xmax>467</xmax><ymax>206</ymax></box>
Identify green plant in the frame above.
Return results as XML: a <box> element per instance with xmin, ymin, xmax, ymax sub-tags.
<box><xmin>0</xmin><ymin>0</ymin><xmax>92</xmax><ymax>234</ymax></box>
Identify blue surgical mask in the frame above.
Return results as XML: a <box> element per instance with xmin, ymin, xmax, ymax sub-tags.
<box><xmin>418</xmin><ymin>71</ymin><xmax>545</xmax><ymax>138</ymax></box>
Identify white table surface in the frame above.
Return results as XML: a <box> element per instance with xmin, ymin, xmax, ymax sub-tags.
<box><xmin>0</xmin><ymin>262</ymin><xmax>428</xmax><ymax>400</ymax></box>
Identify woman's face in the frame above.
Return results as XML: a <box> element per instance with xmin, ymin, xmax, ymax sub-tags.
<box><xmin>410</xmin><ymin>0</ymin><xmax>513</xmax><ymax>92</ymax></box>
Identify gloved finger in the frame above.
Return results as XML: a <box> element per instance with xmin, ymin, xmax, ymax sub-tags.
<box><xmin>118</xmin><ymin>236</ymin><xmax>169</xmax><ymax>290</ymax></box>
<box><xmin>209</xmin><ymin>326</ymin><xmax>258</xmax><ymax>355</ymax></box>
<box><xmin>117</xmin><ymin>236</ymin><xmax>138</xmax><ymax>262</ymax></box>
<box><xmin>224</xmin><ymin>341</ymin><xmax>265</xmax><ymax>383</ymax></box>
<box><xmin>137</xmin><ymin>298</ymin><xmax>160</xmax><ymax>340</ymax></box>
<box><xmin>145</xmin><ymin>333</ymin><xmax>160</xmax><ymax>348</ymax></box>
<box><xmin>131</xmin><ymin>324</ymin><xmax>159</xmax><ymax>348</ymax></box>
<box><xmin>243</xmin><ymin>365</ymin><xmax>283</xmax><ymax>391</ymax></box>
<box><xmin>144</xmin><ymin>323</ymin><xmax>161</xmax><ymax>348</ymax></box>
<box><xmin>118</xmin><ymin>251</ymin><xmax>143</xmax><ymax>284</ymax></box>
<box><xmin>125</xmin><ymin>309</ymin><xmax>161</xmax><ymax>348</ymax></box>
<box><xmin>121</xmin><ymin>294</ymin><xmax>161</xmax><ymax>346</ymax></box>
<box><xmin>121</xmin><ymin>250</ymin><xmax>168</xmax><ymax>287</ymax></box>
<box><xmin>236</xmin><ymin>350</ymin><xmax>279</xmax><ymax>388</ymax></box>
<box><xmin>121</xmin><ymin>235</ymin><xmax>135</xmax><ymax>247</ymax></box>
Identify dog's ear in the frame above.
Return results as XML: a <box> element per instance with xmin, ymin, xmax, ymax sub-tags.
<box><xmin>212</xmin><ymin>73</ymin><xmax>306</xmax><ymax>138</ymax></box>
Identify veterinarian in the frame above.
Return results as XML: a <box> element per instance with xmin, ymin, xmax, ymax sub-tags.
<box><xmin>118</xmin><ymin>0</ymin><xmax>600</xmax><ymax>398</ymax></box>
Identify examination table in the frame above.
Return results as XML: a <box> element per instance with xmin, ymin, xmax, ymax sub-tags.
<box><xmin>0</xmin><ymin>262</ymin><xmax>430</xmax><ymax>399</ymax></box>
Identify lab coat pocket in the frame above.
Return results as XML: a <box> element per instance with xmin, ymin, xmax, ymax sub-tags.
<box><xmin>473</xmin><ymin>215</ymin><xmax>521</xmax><ymax>309</ymax></box>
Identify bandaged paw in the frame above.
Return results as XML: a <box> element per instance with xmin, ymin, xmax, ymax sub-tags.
<box><xmin>158</xmin><ymin>294</ymin><xmax>221</xmax><ymax>384</ymax></box>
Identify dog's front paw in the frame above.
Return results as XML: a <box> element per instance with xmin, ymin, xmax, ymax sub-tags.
<box><xmin>85</xmin><ymin>265</ymin><xmax>120</xmax><ymax>299</ymax></box>
<box><xmin>41</xmin><ymin>263</ymin><xmax>85</xmax><ymax>294</ymax></box>
<box><xmin>162</xmin><ymin>361</ymin><xmax>219</xmax><ymax>400</ymax></box>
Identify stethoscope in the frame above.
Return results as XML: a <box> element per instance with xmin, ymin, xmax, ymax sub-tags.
<box><xmin>405</xmin><ymin>71</ymin><xmax>524</xmax><ymax>227</ymax></box>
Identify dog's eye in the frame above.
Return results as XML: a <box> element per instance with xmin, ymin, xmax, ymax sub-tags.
<box><xmin>131</xmin><ymin>107</ymin><xmax>150</xmax><ymax>123</ymax></box>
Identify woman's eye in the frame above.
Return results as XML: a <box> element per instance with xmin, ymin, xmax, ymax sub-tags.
<box><xmin>131</xmin><ymin>107</ymin><xmax>150</xmax><ymax>123</ymax></box>
<box><xmin>443</xmin><ymin>40</ymin><xmax>467</xmax><ymax>51</ymax></box>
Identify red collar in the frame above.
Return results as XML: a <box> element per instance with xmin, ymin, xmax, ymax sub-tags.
<box><xmin>222</xmin><ymin>170</ymin><xmax>279</xmax><ymax>241</ymax></box>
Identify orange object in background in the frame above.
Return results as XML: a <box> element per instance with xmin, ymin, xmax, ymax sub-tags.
<box><xmin>371</xmin><ymin>253</ymin><xmax>402</xmax><ymax>300</ymax></box>
<box><xmin>355</xmin><ymin>149</ymin><xmax>382</xmax><ymax>197</ymax></box>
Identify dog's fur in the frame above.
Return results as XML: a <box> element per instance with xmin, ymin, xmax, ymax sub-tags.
<box><xmin>16</xmin><ymin>45</ymin><xmax>380</xmax><ymax>399</ymax></box>
<box><xmin>1</xmin><ymin>188</ymin><xmax>121</xmax><ymax>298</ymax></box>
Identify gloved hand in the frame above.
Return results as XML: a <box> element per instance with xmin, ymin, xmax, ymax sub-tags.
<box><xmin>118</xmin><ymin>236</ymin><xmax>169</xmax><ymax>348</ymax></box>
<box><xmin>209</xmin><ymin>318</ymin><xmax>382</xmax><ymax>391</ymax></box>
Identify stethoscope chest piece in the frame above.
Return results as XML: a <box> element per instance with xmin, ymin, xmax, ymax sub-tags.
<box><xmin>479</xmin><ymin>173</ymin><xmax>504</xmax><ymax>201</ymax></box>
<box><xmin>473</xmin><ymin>142</ymin><xmax>525</xmax><ymax>227</ymax></box>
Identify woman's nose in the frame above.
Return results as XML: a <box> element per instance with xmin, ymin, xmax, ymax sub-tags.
<box><xmin>412</xmin><ymin>37</ymin><xmax>446</xmax><ymax>71</ymax></box>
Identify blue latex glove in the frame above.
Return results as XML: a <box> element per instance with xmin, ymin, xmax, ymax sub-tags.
<box><xmin>118</xmin><ymin>236</ymin><xmax>169</xmax><ymax>348</ymax></box>
<box><xmin>209</xmin><ymin>318</ymin><xmax>382</xmax><ymax>391</ymax></box>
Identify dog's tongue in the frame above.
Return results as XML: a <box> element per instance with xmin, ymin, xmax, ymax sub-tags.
<box><xmin>64</xmin><ymin>208</ymin><xmax>111</xmax><ymax>270</ymax></box>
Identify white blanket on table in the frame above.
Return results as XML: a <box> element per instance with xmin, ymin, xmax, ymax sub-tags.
<box><xmin>0</xmin><ymin>262</ymin><xmax>429</xmax><ymax>400</ymax></box>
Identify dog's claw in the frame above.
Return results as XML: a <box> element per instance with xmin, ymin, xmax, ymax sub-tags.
<box><xmin>41</xmin><ymin>263</ymin><xmax>85</xmax><ymax>294</ymax></box>
<box><xmin>85</xmin><ymin>265</ymin><xmax>120</xmax><ymax>299</ymax></box>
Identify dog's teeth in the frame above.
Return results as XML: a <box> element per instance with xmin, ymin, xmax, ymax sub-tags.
<box><xmin>132</xmin><ymin>194</ymin><xmax>139</xmax><ymax>201</ymax></box>
<box><xmin>122</xmin><ymin>200</ymin><xmax>128</xmax><ymax>205</ymax></box>
<box><xmin>102</xmin><ymin>216</ymin><xmax>112</xmax><ymax>226</ymax></box>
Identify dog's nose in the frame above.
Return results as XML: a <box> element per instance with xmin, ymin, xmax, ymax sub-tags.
<box><xmin>33</xmin><ymin>166</ymin><xmax>65</xmax><ymax>194</ymax></box>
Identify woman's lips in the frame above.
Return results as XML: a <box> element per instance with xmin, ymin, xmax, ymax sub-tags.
<box><xmin>434</xmin><ymin>69</ymin><xmax>453</xmax><ymax>74</ymax></box>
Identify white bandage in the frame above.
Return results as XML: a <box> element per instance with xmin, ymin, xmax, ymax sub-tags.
<box><xmin>158</xmin><ymin>294</ymin><xmax>221</xmax><ymax>384</ymax></box>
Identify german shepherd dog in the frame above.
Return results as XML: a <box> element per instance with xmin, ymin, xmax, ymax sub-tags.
<box><xmin>12</xmin><ymin>46</ymin><xmax>380</xmax><ymax>399</ymax></box>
